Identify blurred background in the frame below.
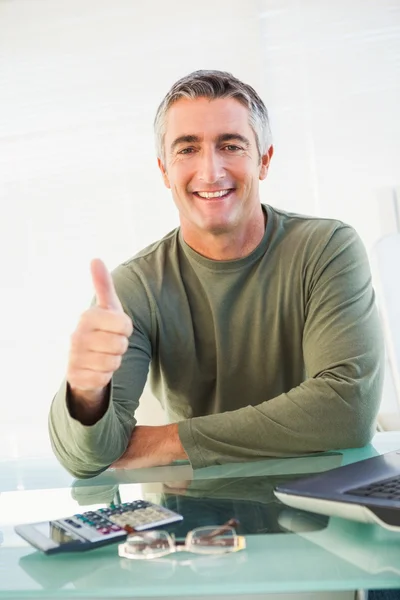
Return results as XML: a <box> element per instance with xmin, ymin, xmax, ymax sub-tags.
<box><xmin>1</xmin><ymin>0</ymin><xmax>400</xmax><ymax>457</ymax></box>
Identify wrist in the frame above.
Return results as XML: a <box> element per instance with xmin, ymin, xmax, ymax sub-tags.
<box><xmin>67</xmin><ymin>382</ymin><xmax>110</xmax><ymax>425</ymax></box>
<box><xmin>164</xmin><ymin>423</ymin><xmax>187</xmax><ymax>462</ymax></box>
<box><xmin>68</xmin><ymin>383</ymin><xmax>107</xmax><ymax>404</ymax></box>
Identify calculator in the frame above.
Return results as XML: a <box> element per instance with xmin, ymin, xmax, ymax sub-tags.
<box><xmin>14</xmin><ymin>500</ymin><xmax>183</xmax><ymax>554</ymax></box>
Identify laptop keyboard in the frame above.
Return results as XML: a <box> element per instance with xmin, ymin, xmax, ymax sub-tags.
<box><xmin>346</xmin><ymin>475</ymin><xmax>400</xmax><ymax>500</ymax></box>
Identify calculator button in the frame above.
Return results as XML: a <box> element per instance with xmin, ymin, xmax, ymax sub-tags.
<box><xmin>98</xmin><ymin>527</ymin><xmax>111</xmax><ymax>535</ymax></box>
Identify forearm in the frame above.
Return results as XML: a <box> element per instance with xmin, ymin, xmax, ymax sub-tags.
<box><xmin>48</xmin><ymin>379</ymin><xmax>135</xmax><ymax>479</ymax></box>
<box><xmin>111</xmin><ymin>424</ymin><xmax>188</xmax><ymax>469</ymax></box>
<box><xmin>131</xmin><ymin>424</ymin><xmax>187</xmax><ymax>464</ymax></box>
<box><xmin>178</xmin><ymin>366</ymin><xmax>384</xmax><ymax>469</ymax></box>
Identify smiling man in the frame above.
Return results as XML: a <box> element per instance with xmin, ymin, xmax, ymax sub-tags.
<box><xmin>157</xmin><ymin>96</ymin><xmax>272</xmax><ymax>259</ymax></box>
<box><xmin>49</xmin><ymin>70</ymin><xmax>384</xmax><ymax>479</ymax></box>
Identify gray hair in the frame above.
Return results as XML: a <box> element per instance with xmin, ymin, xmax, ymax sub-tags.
<box><xmin>154</xmin><ymin>69</ymin><xmax>272</xmax><ymax>164</ymax></box>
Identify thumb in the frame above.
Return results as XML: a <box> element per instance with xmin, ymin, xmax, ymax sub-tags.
<box><xmin>90</xmin><ymin>258</ymin><xmax>123</xmax><ymax>312</ymax></box>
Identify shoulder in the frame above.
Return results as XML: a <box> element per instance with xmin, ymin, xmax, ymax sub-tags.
<box><xmin>113</xmin><ymin>227</ymin><xmax>180</xmax><ymax>281</ymax></box>
<box><xmin>266</xmin><ymin>204</ymin><xmax>362</xmax><ymax>259</ymax></box>
<box><xmin>110</xmin><ymin>227</ymin><xmax>180</xmax><ymax>310</ymax></box>
<box><xmin>120</xmin><ymin>227</ymin><xmax>180</xmax><ymax>269</ymax></box>
<box><xmin>267</xmin><ymin>204</ymin><xmax>350</xmax><ymax>238</ymax></box>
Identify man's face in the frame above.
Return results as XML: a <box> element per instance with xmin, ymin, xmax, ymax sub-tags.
<box><xmin>158</xmin><ymin>97</ymin><xmax>272</xmax><ymax>237</ymax></box>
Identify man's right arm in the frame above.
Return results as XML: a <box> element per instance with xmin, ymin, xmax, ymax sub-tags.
<box><xmin>48</xmin><ymin>259</ymin><xmax>152</xmax><ymax>479</ymax></box>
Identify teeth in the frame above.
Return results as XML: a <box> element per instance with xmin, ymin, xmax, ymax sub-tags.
<box><xmin>196</xmin><ymin>190</ymin><xmax>230</xmax><ymax>199</ymax></box>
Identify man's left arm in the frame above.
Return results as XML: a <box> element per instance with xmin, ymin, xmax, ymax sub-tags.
<box><xmin>113</xmin><ymin>226</ymin><xmax>385</xmax><ymax>470</ymax></box>
<box><xmin>111</xmin><ymin>423</ymin><xmax>187</xmax><ymax>469</ymax></box>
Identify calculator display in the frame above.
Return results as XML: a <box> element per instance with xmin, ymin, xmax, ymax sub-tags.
<box><xmin>34</xmin><ymin>522</ymin><xmax>84</xmax><ymax>545</ymax></box>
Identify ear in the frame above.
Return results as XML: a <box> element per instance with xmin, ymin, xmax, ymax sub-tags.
<box><xmin>157</xmin><ymin>158</ymin><xmax>171</xmax><ymax>189</ymax></box>
<box><xmin>259</xmin><ymin>145</ymin><xmax>274</xmax><ymax>181</ymax></box>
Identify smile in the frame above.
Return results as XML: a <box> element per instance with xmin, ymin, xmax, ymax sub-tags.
<box><xmin>193</xmin><ymin>189</ymin><xmax>234</xmax><ymax>199</ymax></box>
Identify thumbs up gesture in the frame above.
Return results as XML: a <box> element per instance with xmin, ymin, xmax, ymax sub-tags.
<box><xmin>66</xmin><ymin>259</ymin><xmax>133</xmax><ymax>404</ymax></box>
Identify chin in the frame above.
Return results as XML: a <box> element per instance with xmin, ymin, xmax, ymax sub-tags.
<box><xmin>199</xmin><ymin>218</ymin><xmax>236</xmax><ymax>235</ymax></box>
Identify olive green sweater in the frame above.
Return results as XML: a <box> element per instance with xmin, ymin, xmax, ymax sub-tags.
<box><xmin>49</xmin><ymin>204</ymin><xmax>384</xmax><ymax>478</ymax></box>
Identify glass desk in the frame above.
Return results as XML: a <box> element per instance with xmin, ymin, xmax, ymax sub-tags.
<box><xmin>1</xmin><ymin>432</ymin><xmax>400</xmax><ymax>599</ymax></box>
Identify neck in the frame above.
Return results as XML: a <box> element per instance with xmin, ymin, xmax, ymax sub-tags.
<box><xmin>181</xmin><ymin>205</ymin><xmax>266</xmax><ymax>261</ymax></box>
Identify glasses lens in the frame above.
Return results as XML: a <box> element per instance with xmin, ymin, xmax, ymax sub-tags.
<box><xmin>188</xmin><ymin>526</ymin><xmax>238</xmax><ymax>554</ymax></box>
<box><xmin>119</xmin><ymin>531</ymin><xmax>174</xmax><ymax>560</ymax></box>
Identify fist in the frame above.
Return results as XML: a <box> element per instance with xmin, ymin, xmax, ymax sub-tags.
<box><xmin>67</xmin><ymin>258</ymin><xmax>133</xmax><ymax>398</ymax></box>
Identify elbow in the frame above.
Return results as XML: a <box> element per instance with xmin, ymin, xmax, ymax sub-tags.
<box><xmin>323</xmin><ymin>401</ymin><xmax>377</xmax><ymax>452</ymax></box>
<box><xmin>321</xmin><ymin>373</ymin><xmax>382</xmax><ymax>451</ymax></box>
<box><xmin>314</xmin><ymin>422</ymin><xmax>374</xmax><ymax>454</ymax></box>
<box><xmin>49</xmin><ymin>436</ymin><xmax>113</xmax><ymax>480</ymax></box>
<box><xmin>48</xmin><ymin>413</ymin><xmax>130</xmax><ymax>480</ymax></box>
<box><xmin>332</xmin><ymin>426</ymin><xmax>374</xmax><ymax>451</ymax></box>
<box><xmin>53</xmin><ymin>450</ymin><xmax>111</xmax><ymax>480</ymax></box>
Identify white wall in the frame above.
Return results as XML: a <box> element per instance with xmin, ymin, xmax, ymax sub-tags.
<box><xmin>258</xmin><ymin>0</ymin><xmax>400</xmax><ymax>252</ymax></box>
<box><xmin>1</xmin><ymin>0</ymin><xmax>399</xmax><ymax>442</ymax></box>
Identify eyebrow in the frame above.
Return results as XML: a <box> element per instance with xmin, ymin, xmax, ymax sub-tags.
<box><xmin>171</xmin><ymin>135</ymin><xmax>200</xmax><ymax>152</ymax></box>
<box><xmin>217</xmin><ymin>133</ymin><xmax>251</xmax><ymax>147</ymax></box>
<box><xmin>170</xmin><ymin>133</ymin><xmax>251</xmax><ymax>153</ymax></box>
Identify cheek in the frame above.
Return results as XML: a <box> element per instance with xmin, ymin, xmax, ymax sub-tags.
<box><xmin>169</xmin><ymin>161</ymin><xmax>192</xmax><ymax>182</ymax></box>
<box><xmin>229</xmin><ymin>157</ymin><xmax>256</xmax><ymax>179</ymax></box>
<box><xmin>235</xmin><ymin>168</ymin><xmax>254</xmax><ymax>187</ymax></box>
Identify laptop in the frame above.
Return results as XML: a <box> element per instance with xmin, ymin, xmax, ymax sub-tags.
<box><xmin>274</xmin><ymin>449</ymin><xmax>400</xmax><ymax>531</ymax></box>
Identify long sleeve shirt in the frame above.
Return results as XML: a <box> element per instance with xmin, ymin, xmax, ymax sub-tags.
<box><xmin>49</xmin><ymin>204</ymin><xmax>385</xmax><ymax>478</ymax></box>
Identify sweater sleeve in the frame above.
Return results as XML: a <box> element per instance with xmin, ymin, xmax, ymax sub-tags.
<box><xmin>178</xmin><ymin>226</ymin><xmax>385</xmax><ymax>469</ymax></box>
<box><xmin>48</xmin><ymin>266</ymin><xmax>154</xmax><ymax>478</ymax></box>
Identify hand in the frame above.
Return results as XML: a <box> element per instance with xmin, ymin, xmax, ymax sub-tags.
<box><xmin>110</xmin><ymin>424</ymin><xmax>188</xmax><ymax>470</ymax></box>
<box><xmin>67</xmin><ymin>258</ymin><xmax>133</xmax><ymax>404</ymax></box>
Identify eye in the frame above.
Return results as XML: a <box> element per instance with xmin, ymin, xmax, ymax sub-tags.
<box><xmin>178</xmin><ymin>147</ymin><xmax>196</xmax><ymax>155</ymax></box>
<box><xmin>222</xmin><ymin>145</ymin><xmax>243</xmax><ymax>152</ymax></box>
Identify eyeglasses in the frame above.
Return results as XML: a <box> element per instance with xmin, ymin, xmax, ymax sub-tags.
<box><xmin>118</xmin><ymin>518</ymin><xmax>246</xmax><ymax>560</ymax></box>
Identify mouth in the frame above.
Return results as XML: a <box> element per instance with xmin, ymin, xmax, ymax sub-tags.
<box><xmin>192</xmin><ymin>188</ymin><xmax>235</xmax><ymax>201</ymax></box>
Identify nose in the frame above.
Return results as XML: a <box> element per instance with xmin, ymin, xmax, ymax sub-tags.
<box><xmin>198</xmin><ymin>147</ymin><xmax>225</xmax><ymax>184</ymax></box>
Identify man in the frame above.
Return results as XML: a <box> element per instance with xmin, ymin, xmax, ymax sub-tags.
<box><xmin>49</xmin><ymin>70</ymin><xmax>384</xmax><ymax>479</ymax></box>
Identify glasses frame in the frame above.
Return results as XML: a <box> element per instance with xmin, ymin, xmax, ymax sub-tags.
<box><xmin>118</xmin><ymin>518</ymin><xmax>246</xmax><ymax>560</ymax></box>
